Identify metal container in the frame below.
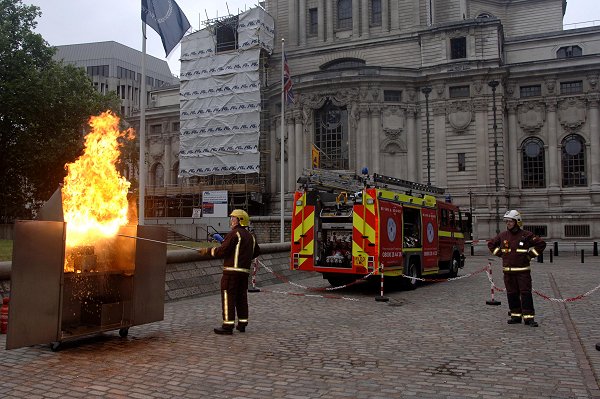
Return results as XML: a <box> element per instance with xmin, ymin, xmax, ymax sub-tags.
<box><xmin>6</xmin><ymin>220</ymin><xmax>167</xmax><ymax>350</ymax></box>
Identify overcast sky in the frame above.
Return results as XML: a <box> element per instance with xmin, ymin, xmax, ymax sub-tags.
<box><xmin>25</xmin><ymin>0</ymin><xmax>600</xmax><ymax>77</ymax></box>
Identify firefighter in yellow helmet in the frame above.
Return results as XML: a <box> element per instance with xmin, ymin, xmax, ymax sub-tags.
<box><xmin>488</xmin><ymin>210</ymin><xmax>546</xmax><ymax>327</ymax></box>
<box><xmin>198</xmin><ymin>209</ymin><xmax>260</xmax><ymax>334</ymax></box>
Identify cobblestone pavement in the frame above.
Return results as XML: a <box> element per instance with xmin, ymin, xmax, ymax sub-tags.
<box><xmin>2</xmin><ymin>254</ymin><xmax>600</xmax><ymax>398</ymax></box>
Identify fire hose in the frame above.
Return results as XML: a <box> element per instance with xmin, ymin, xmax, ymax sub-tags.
<box><xmin>117</xmin><ymin>234</ymin><xmax>201</xmax><ymax>251</ymax></box>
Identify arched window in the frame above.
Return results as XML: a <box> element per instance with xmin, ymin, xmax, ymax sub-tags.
<box><xmin>337</xmin><ymin>0</ymin><xmax>352</xmax><ymax>30</ymax></box>
<box><xmin>561</xmin><ymin>134</ymin><xmax>587</xmax><ymax>187</ymax></box>
<box><xmin>314</xmin><ymin>100</ymin><xmax>349</xmax><ymax>170</ymax></box>
<box><xmin>320</xmin><ymin>57</ymin><xmax>366</xmax><ymax>70</ymax></box>
<box><xmin>521</xmin><ymin>137</ymin><xmax>545</xmax><ymax>188</ymax></box>
<box><xmin>557</xmin><ymin>45</ymin><xmax>582</xmax><ymax>59</ymax></box>
<box><xmin>152</xmin><ymin>163</ymin><xmax>164</xmax><ymax>187</ymax></box>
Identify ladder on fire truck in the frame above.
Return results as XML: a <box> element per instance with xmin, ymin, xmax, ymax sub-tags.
<box><xmin>297</xmin><ymin>168</ymin><xmax>445</xmax><ymax>195</ymax></box>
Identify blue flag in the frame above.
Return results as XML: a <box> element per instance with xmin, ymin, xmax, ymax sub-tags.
<box><xmin>142</xmin><ymin>0</ymin><xmax>191</xmax><ymax>56</ymax></box>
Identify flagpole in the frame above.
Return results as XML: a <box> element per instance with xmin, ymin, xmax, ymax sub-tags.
<box><xmin>280</xmin><ymin>38</ymin><xmax>285</xmax><ymax>243</ymax></box>
<box><xmin>139</xmin><ymin>22</ymin><xmax>147</xmax><ymax>226</ymax></box>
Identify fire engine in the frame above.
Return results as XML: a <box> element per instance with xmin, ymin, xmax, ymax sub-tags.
<box><xmin>290</xmin><ymin>169</ymin><xmax>466</xmax><ymax>288</ymax></box>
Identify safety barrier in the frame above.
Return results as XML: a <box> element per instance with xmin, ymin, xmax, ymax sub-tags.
<box><xmin>255</xmin><ymin>258</ymin><xmax>600</xmax><ymax>305</ymax></box>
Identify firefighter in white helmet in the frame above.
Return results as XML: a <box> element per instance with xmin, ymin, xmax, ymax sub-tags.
<box><xmin>198</xmin><ymin>209</ymin><xmax>260</xmax><ymax>334</ymax></box>
<box><xmin>488</xmin><ymin>210</ymin><xmax>546</xmax><ymax>327</ymax></box>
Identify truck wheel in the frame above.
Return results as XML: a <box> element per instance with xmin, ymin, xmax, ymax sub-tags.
<box><xmin>449</xmin><ymin>254</ymin><xmax>460</xmax><ymax>278</ymax></box>
<box><xmin>403</xmin><ymin>261</ymin><xmax>419</xmax><ymax>290</ymax></box>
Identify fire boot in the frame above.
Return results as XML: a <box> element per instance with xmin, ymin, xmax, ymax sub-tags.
<box><xmin>236</xmin><ymin>324</ymin><xmax>246</xmax><ymax>333</ymax></box>
<box><xmin>507</xmin><ymin>316</ymin><xmax>522</xmax><ymax>324</ymax></box>
<box><xmin>524</xmin><ymin>318</ymin><xmax>539</xmax><ymax>327</ymax></box>
<box><xmin>214</xmin><ymin>327</ymin><xmax>233</xmax><ymax>335</ymax></box>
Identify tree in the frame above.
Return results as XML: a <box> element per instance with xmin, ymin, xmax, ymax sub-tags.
<box><xmin>0</xmin><ymin>0</ymin><xmax>121</xmax><ymax>223</ymax></box>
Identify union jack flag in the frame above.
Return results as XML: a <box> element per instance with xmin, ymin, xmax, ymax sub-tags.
<box><xmin>283</xmin><ymin>52</ymin><xmax>295</xmax><ymax>104</ymax></box>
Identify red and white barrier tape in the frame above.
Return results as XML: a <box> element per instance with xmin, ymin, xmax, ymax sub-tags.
<box><xmin>259</xmin><ymin>288</ymin><xmax>361</xmax><ymax>302</ymax></box>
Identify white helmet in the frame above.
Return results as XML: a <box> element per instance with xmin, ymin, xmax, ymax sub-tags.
<box><xmin>503</xmin><ymin>210</ymin><xmax>523</xmax><ymax>227</ymax></box>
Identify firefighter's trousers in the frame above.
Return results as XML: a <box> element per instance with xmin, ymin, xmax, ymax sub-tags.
<box><xmin>503</xmin><ymin>271</ymin><xmax>534</xmax><ymax>318</ymax></box>
<box><xmin>220</xmin><ymin>272</ymin><xmax>249</xmax><ymax>329</ymax></box>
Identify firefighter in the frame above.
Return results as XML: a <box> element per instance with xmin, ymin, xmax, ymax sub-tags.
<box><xmin>488</xmin><ymin>210</ymin><xmax>546</xmax><ymax>327</ymax></box>
<box><xmin>198</xmin><ymin>209</ymin><xmax>261</xmax><ymax>334</ymax></box>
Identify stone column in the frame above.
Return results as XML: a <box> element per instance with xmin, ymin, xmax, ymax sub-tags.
<box><xmin>406</xmin><ymin>105</ymin><xmax>418</xmax><ymax>181</ymax></box>
<box><xmin>507</xmin><ymin>102</ymin><xmax>519</xmax><ymax>189</ymax></box>
<box><xmin>286</xmin><ymin>114</ymin><xmax>296</xmax><ymax>191</ymax></box>
<box><xmin>382</xmin><ymin>0</ymin><xmax>389</xmax><ymax>32</ymax></box>
<box><xmin>294</xmin><ymin>110</ymin><xmax>304</xmax><ymax>180</ymax></box>
<box><xmin>318</xmin><ymin>0</ymin><xmax>325</xmax><ymax>42</ymax></box>
<box><xmin>299</xmin><ymin>0</ymin><xmax>306</xmax><ymax>46</ymax></box>
<box><xmin>361</xmin><ymin>0</ymin><xmax>369</xmax><ymax>38</ymax></box>
<box><xmin>473</xmin><ymin>99</ymin><xmax>489</xmax><ymax>186</ymax></box>
<box><xmin>352</xmin><ymin>0</ymin><xmax>360</xmax><ymax>37</ymax></box>
<box><xmin>326</xmin><ymin>0</ymin><xmax>334</xmax><ymax>42</ymax></box>
<box><xmin>589</xmin><ymin>94</ymin><xmax>600</xmax><ymax>191</ymax></box>
<box><xmin>390</xmin><ymin>0</ymin><xmax>399</xmax><ymax>30</ymax></box>
<box><xmin>289</xmin><ymin>0</ymin><xmax>298</xmax><ymax>45</ymax></box>
<box><xmin>164</xmin><ymin>136</ymin><xmax>172</xmax><ymax>186</ymax></box>
<box><xmin>546</xmin><ymin>99</ymin><xmax>559</xmax><ymax>189</ymax></box>
<box><xmin>357</xmin><ymin>105</ymin><xmax>370</xmax><ymax>173</ymax></box>
<box><xmin>433</xmin><ymin>102</ymin><xmax>446</xmax><ymax>186</ymax></box>
<box><xmin>370</xmin><ymin>105</ymin><xmax>381</xmax><ymax>173</ymax></box>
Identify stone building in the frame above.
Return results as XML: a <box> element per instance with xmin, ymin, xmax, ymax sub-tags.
<box><xmin>129</xmin><ymin>0</ymin><xmax>600</xmax><ymax>242</ymax></box>
<box><xmin>261</xmin><ymin>0</ymin><xmax>600</xmax><ymax>241</ymax></box>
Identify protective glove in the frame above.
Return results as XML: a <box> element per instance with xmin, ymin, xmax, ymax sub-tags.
<box><xmin>198</xmin><ymin>247</ymin><xmax>211</xmax><ymax>257</ymax></box>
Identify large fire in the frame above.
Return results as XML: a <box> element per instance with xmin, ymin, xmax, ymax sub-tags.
<box><xmin>62</xmin><ymin>111</ymin><xmax>135</xmax><ymax>250</ymax></box>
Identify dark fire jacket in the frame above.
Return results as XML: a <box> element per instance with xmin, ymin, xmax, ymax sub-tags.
<box><xmin>210</xmin><ymin>225</ymin><xmax>261</xmax><ymax>273</ymax></box>
<box><xmin>487</xmin><ymin>228</ymin><xmax>546</xmax><ymax>272</ymax></box>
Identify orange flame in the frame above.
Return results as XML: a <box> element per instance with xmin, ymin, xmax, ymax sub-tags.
<box><xmin>62</xmin><ymin>111</ymin><xmax>134</xmax><ymax>248</ymax></box>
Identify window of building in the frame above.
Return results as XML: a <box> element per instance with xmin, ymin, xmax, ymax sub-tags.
<box><xmin>87</xmin><ymin>65</ymin><xmax>109</xmax><ymax>77</ymax></box>
<box><xmin>150</xmin><ymin>124</ymin><xmax>162</xmax><ymax>135</ymax></box>
<box><xmin>521</xmin><ymin>137</ymin><xmax>545</xmax><ymax>188</ymax></box>
<box><xmin>309</xmin><ymin>8</ymin><xmax>318</xmax><ymax>35</ymax></box>
<box><xmin>384</xmin><ymin>90</ymin><xmax>402</xmax><ymax>102</ymax></box>
<box><xmin>314</xmin><ymin>100</ymin><xmax>349</xmax><ymax>170</ymax></box>
<box><xmin>520</xmin><ymin>85</ymin><xmax>542</xmax><ymax>98</ymax></box>
<box><xmin>449</xmin><ymin>85</ymin><xmax>470</xmax><ymax>98</ymax></box>
<box><xmin>172</xmin><ymin>122</ymin><xmax>180</xmax><ymax>132</ymax></box>
<box><xmin>561</xmin><ymin>134</ymin><xmax>587</xmax><ymax>187</ymax></box>
<box><xmin>371</xmin><ymin>0</ymin><xmax>382</xmax><ymax>26</ymax></box>
<box><xmin>560</xmin><ymin>80</ymin><xmax>583</xmax><ymax>95</ymax></box>
<box><xmin>557</xmin><ymin>45</ymin><xmax>583</xmax><ymax>59</ymax></box>
<box><xmin>337</xmin><ymin>0</ymin><xmax>352</xmax><ymax>30</ymax></box>
<box><xmin>523</xmin><ymin>225</ymin><xmax>547</xmax><ymax>237</ymax></box>
<box><xmin>565</xmin><ymin>225</ymin><xmax>590</xmax><ymax>237</ymax></box>
<box><xmin>215</xmin><ymin>16</ymin><xmax>239</xmax><ymax>53</ymax></box>
<box><xmin>152</xmin><ymin>163</ymin><xmax>164</xmax><ymax>187</ymax></box>
<box><xmin>450</xmin><ymin>37</ymin><xmax>467</xmax><ymax>59</ymax></box>
<box><xmin>458</xmin><ymin>153</ymin><xmax>466</xmax><ymax>172</ymax></box>
<box><xmin>320</xmin><ymin>58</ymin><xmax>366</xmax><ymax>70</ymax></box>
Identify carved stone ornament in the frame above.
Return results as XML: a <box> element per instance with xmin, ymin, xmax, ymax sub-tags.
<box><xmin>380</xmin><ymin>137</ymin><xmax>407</xmax><ymax>154</ymax></box>
<box><xmin>446</xmin><ymin>101</ymin><xmax>473</xmax><ymax>132</ymax></box>
<box><xmin>588</xmin><ymin>74</ymin><xmax>599</xmax><ymax>91</ymax></box>
<box><xmin>383</xmin><ymin>106</ymin><xmax>405</xmax><ymax>132</ymax></box>
<box><xmin>149</xmin><ymin>138</ymin><xmax>165</xmax><ymax>157</ymax></box>
<box><xmin>545</xmin><ymin>79</ymin><xmax>556</xmax><ymax>95</ymax></box>
<box><xmin>383</xmin><ymin>128</ymin><xmax>402</xmax><ymax>141</ymax></box>
<box><xmin>517</xmin><ymin>102</ymin><xmax>546</xmax><ymax>134</ymax></box>
<box><xmin>505</xmin><ymin>82</ymin><xmax>515</xmax><ymax>98</ymax></box>
<box><xmin>558</xmin><ymin>98</ymin><xmax>587</xmax><ymax>132</ymax></box>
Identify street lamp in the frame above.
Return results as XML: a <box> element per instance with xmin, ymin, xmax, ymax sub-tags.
<box><xmin>468</xmin><ymin>188</ymin><xmax>474</xmax><ymax>255</ymax></box>
<box><xmin>421</xmin><ymin>86</ymin><xmax>432</xmax><ymax>185</ymax></box>
<box><xmin>488</xmin><ymin>80</ymin><xmax>500</xmax><ymax>235</ymax></box>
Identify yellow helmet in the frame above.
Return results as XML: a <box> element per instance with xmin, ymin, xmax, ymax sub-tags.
<box><xmin>230</xmin><ymin>209</ymin><xmax>250</xmax><ymax>227</ymax></box>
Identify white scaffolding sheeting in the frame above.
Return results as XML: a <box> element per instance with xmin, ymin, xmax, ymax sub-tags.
<box><xmin>179</xmin><ymin>7</ymin><xmax>274</xmax><ymax>177</ymax></box>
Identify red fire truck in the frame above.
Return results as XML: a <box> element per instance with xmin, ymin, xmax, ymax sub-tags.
<box><xmin>290</xmin><ymin>170</ymin><xmax>465</xmax><ymax>288</ymax></box>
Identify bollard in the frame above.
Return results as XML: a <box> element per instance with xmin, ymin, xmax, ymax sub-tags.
<box><xmin>554</xmin><ymin>241</ymin><xmax>559</xmax><ymax>256</ymax></box>
<box><xmin>594</xmin><ymin>242</ymin><xmax>598</xmax><ymax>257</ymax></box>
<box><xmin>375</xmin><ymin>264</ymin><xmax>389</xmax><ymax>302</ymax></box>
<box><xmin>537</xmin><ymin>252</ymin><xmax>543</xmax><ymax>263</ymax></box>
<box><xmin>581</xmin><ymin>249</ymin><xmax>585</xmax><ymax>264</ymax></box>
<box><xmin>550</xmin><ymin>249</ymin><xmax>553</xmax><ymax>263</ymax></box>
<box><xmin>470</xmin><ymin>244</ymin><xmax>474</xmax><ymax>256</ymax></box>
<box><xmin>0</xmin><ymin>297</ymin><xmax>8</xmax><ymax>334</ymax></box>
<box><xmin>486</xmin><ymin>263</ymin><xmax>501</xmax><ymax>306</ymax></box>
<box><xmin>248</xmin><ymin>259</ymin><xmax>261</xmax><ymax>293</ymax></box>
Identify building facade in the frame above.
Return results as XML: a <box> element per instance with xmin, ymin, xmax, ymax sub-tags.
<box><xmin>259</xmin><ymin>0</ymin><xmax>600</xmax><ymax>241</ymax></box>
<box><xmin>54</xmin><ymin>41</ymin><xmax>178</xmax><ymax>117</ymax></box>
